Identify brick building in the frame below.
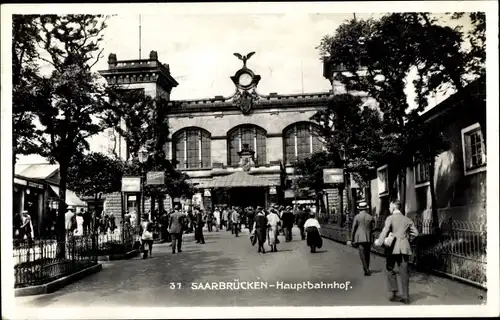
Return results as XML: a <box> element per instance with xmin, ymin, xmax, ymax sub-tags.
<box><xmin>98</xmin><ymin>50</ymin><xmax>350</xmax><ymax>216</ymax></box>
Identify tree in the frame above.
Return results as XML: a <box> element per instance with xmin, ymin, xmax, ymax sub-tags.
<box><xmin>67</xmin><ymin>152</ymin><xmax>125</xmax><ymax>200</ymax></box>
<box><xmin>312</xmin><ymin>94</ymin><xmax>385</xmax><ymax>215</ymax></box>
<box><xmin>109</xmin><ymin>89</ymin><xmax>194</xmax><ymax>215</ymax></box>
<box><xmin>293</xmin><ymin>151</ymin><xmax>335</xmax><ymax>216</ymax></box>
<box><xmin>29</xmin><ymin>15</ymin><xmax>112</xmax><ymax>250</ymax></box>
<box><xmin>12</xmin><ymin>15</ymin><xmax>42</xmax><ymax>166</ymax></box>
<box><xmin>317</xmin><ymin>14</ymin><xmax>473</xmax><ymax>217</ymax></box>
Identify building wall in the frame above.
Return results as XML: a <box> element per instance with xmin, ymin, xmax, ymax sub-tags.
<box><xmin>369</xmin><ymin>105</ymin><xmax>486</xmax><ymax>223</ymax></box>
<box><xmin>168</xmin><ymin>108</ymin><xmax>318</xmax><ymax>138</ymax></box>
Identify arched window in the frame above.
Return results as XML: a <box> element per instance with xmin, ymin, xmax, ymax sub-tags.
<box><xmin>173</xmin><ymin>128</ymin><xmax>211</xmax><ymax>169</ymax></box>
<box><xmin>227</xmin><ymin>125</ymin><xmax>267</xmax><ymax>166</ymax></box>
<box><xmin>283</xmin><ymin>122</ymin><xmax>323</xmax><ymax>164</ymax></box>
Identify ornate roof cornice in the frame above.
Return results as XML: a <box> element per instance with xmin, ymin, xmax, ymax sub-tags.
<box><xmin>167</xmin><ymin>90</ymin><xmax>334</xmax><ymax>114</ymax></box>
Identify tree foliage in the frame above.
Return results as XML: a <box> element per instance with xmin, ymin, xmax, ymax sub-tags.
<box><xmin>312</xmin><ymin>94</ymin><xmax>384</xmax><ymax>187</ymax></box>
<box><xmin>108</xmin><ymin>90</ymin><xmax>195</xmax><ymax>200</ymax></box>
<box><xmin>19</xmin><ymin>14</ymin><xmax>112</xmax><ymax>243</ymax></box>
<box><xmin>67</xmin><ymin>152</ymin><xmax>125</xmax><ymax>198</ymax></box>
<box><xmin>316</xmin><ymin>13</ymin><xmax>483</xmax><ymax>212</ymax></box>
<box><xmin>12</xmin><ymin>15</ymin><xmax>42</xmax><ymax>163</ymax></box>
<box><xmin>294</xmin><ymin>151</ymin><xmax>336</xmax><ymax>195</ymax></box>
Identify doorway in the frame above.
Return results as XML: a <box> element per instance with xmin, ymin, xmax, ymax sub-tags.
<box><xmin>229</xmin><ymin>187</ymin><xmax>266</xmax><ymax>208</ymax></box>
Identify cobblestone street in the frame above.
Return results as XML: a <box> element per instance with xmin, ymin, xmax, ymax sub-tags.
<box><xmin>15</xmin><ymin>227</ymin><xmax>485</xmax><ymax>308</ymax></box>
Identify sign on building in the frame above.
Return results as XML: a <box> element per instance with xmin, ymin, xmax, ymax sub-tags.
<box><xmin>146</xmin><ymin>171</ymin><xmax>165</xmax><ymax>185</ymax></box>
<box><xmin>323</xmin><ymin>168</ymin><xmax>344</xmax><ymax>184</ymax></box>
<box><xmin>204</xmin><ymin>189</ymin><xmax>212</xmax><ymax>197</ymax></box>
<box><xmin>269</xmin><ymin>186</ymin><xmax>277</xmax><ymax>195</ymax></box>
<box><xmin>121</xmin><ymin>177</ymin><xmax>141</xmax><ymax>192</ymax></box>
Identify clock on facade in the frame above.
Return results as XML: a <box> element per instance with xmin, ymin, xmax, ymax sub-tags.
<box><xmin>238</xmin><ymin>72</ymin><xmax>253</xmax><ymax>87</ymax></box>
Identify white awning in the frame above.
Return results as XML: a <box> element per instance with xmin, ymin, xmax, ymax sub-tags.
<box><xmin>49</xmin><ymin>185</ymin><xmax>87</xmax><ymax>207</ymax></box>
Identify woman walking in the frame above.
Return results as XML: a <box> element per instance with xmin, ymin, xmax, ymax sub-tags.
<box><xmin>304</xmin><ymin>211</ymin><xmax>322</xmax><ymax>253</ymax></box>
<box><xmin>267</xmin><ymin>208</ymin><xmax>281</xmax><ymax>252</ymax></box>
<box><xmin>253</xmin><ymin>207</ymin><xmax>268</xmax><ymax>254</ymax></box>
<box><xmin>140</xmin><ymin>214</ymin><xmax>154</xmax><ymax>259</ymax></box>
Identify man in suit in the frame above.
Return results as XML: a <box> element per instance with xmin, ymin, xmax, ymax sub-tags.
<box><xmin>231</xmin><ymin>207</ymin><xmax>240</xmax><ymax>237</ymax></box>
<box><xmin>169</xmin><ymin>205</ymin><xmax>185</xmax><ymax>254</ymax></box>
<box><xmin>347</xmin><ymin>202</ymin><xmax>375</xmax><ymax>276</ymax></box>
<box><xmin>295</xmin><ymin>205</ymin><xmax>308</xmax><ymax>240</ymax></box>
<box><xmin>374</xmin><ymin>200</ymin><xmax>419</xmax><ymax>304</ymax></box>
<box><xmin>281</xmin><ymin>206</ymin><xmax>295</xmax><ymax>242</ymax></box>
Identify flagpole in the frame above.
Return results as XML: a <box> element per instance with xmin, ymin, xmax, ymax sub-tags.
<box><xmin>139</xmin><ymin>14</ymin><xmax>142</xmax><ymax>59</ymax></box>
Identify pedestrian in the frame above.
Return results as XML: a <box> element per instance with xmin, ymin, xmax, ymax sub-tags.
<box><xmin>160</xmin><ymin>211</ymin><xmax>171</xmax><ymax>243</ymax></box>
<box><xmin>194</xmin><ymin>208</ymin><xmax>206</xmax><ymax>244</ymax></box>
<box><xmin>206</xmin><ymin>211</ymin><xmax>214</xmax><ymax>232</ymax></box>
<box><xmin>13</xmin><ymin>211</ymin><xmax>23</xmax><ymax>245</ymax></box>
<box><xmin>140</xmin><ymin>214</ymin><xmax>154</xmax><ymax>259</ymax></box>
<box><xmin>246</xmin><ymin>206</ymin><xmax>256</xmax><ymax>234</ymax></box>
<box><xmin>253</xmin><ymin>206</ymin><xmax>267</xmax><ymax>254</ymax></box>
<box><xmin>374</xmin><ymin>200</ymin><xmax>419</xmax><ymax>304</ymax></box>
<box><xmin>296</xmin><ymin>205</ymin><xmax>308</xmax><ymax>240</ymax></box>
<box><xmin>74</xmin><ymin>211</ymin><xmax>85</xmax><ymax>237</ymax></box>
<box><xmin>169</xmin><ymin>205</ymin><xmax>185</xmax><ymax>254</ymax></box>
<box><xmin>281</xmin><ymin>205</ymin><xmax>294</xmax><ymax>242</ymax></box>
<box><xmin>347</xmin><ymin>201</ymin><xmax>375</xmax><ymax>276</ymax></box>
<box><xmin>267</xmin><ymin>208</ymin><xmax>280</xmax><ymax>252</ymax></box>
<box><xmin>231</xmin><ymin>207</ymin><xmax>240</xmax><ymax>237</ymax></box>
<box><xmin>213</xmin><ymin>207</ymin><xmax>221</xmax><ymax>232</ymax></box>
<box><xmin>304</xmin><ymin>211</ymin><xmax>322</xmax><ymax>253</ymax></box>
<box><xmin>222</xmin><ymin>207</ymin><xmax>229</xmax><ymax>231</ymax></box>
<box><xmin>20</xmin><ymin>210</ymin><xmax>34</xmax><ymax>248</ymax></box>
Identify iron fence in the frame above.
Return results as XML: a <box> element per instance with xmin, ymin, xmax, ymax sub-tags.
<box><xmin>321</xmin><ymin>216</ymin><xmax>487</xmax><ymax>288</ymax></box>
<box><xmin>13</xmin><ymin>232</ymin><xmax>98</xmax><ymax>288</ymax></box>
<box><xmin>95</xmin><ymin>221</ymin><xmax>139</xmax><ymax>255</ymax></box>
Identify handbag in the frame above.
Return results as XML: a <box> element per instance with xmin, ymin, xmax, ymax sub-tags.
<box><xmin>142</xmin><ymin>230</ymin><xmax>153</xmax><ymax>241</ymax></box>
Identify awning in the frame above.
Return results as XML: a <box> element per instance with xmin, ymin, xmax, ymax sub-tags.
<box><xmin>197</xmin><ymin>171</ymin><xmax>277</xmax><ymax>188</ymax></box>
<box><xmin>49</xmin><ymin>185</ymin><xmax>87</xmax><ymax>207</ymax></box>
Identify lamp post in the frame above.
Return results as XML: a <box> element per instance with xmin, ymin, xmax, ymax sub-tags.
<box><xmin>138</xmin><ymin>146</ymin><xmax>149</xmax><ymax>220</ymax></box>
<box><xmin>339</xmin><ymin>147</ymin><xmax>347</xmax><ymax>226</ymax></box>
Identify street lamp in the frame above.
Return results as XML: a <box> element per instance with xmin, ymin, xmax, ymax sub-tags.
<box><xmin>138</xmin><ymin>146</ymin><xmax>149</xmax><ymax>220</ymax></box>
<box><xmin>339</xmin><ymin>147</ymin><xmax>348</xmax><ymax>226</ymax></box>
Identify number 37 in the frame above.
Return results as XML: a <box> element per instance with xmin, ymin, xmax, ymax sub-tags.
<box><xmin>169</xmin><ymin>282</ymin><xmax>182</xmax><ymax>289</ymax></box>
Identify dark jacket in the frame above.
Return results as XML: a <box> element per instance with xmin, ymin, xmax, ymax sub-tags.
<box><xmin>281</xmin><ymin>210</ymin><xmax>295</xmax><ymax>228</ymax></box>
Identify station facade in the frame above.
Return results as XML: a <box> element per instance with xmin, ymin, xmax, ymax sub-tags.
<box><xmin>99</xmin><ymin>50</ymin><xmax>348</xmax><ymax>214</ymax></box>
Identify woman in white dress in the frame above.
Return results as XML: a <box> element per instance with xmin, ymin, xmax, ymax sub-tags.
<box><xmin>74</xmin><ymin>212</ymin><xmax>85</xmax><ymax>237</ymax></box>
<box><xmin>267</xmin><ymin>208</ymin><xmax>281</xmax><ymax>252</ymax></box>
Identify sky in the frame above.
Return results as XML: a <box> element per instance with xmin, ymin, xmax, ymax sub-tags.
<box><xmin>18</xmin><ymin>11</ymin><xmax>473</xmax><ymax>164</ymax></box>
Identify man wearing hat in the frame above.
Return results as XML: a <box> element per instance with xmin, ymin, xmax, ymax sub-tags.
<box><xmin>281</xmin><ymin>205</ymin><xmax>295</xmax><ymax>242</ymax></box>
<box><xmin>348</xmin><ymin>201</ymin><xmax>375</xmax><ymax>276</ymax></box>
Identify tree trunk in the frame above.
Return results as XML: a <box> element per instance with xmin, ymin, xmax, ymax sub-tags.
<box><xmin>429</xmin><ymin>159</ymin><xmax>440</xmax><ymax>234</ymax></box>
<box><xmin>399</xmin><ymin>169</ymin><xmax>407</xmax><ymax>215</ymax></box>
<box><xmin>56</xmin><ymin>161</ymin><xmax>69</xmax><ymax>259</ymax></box>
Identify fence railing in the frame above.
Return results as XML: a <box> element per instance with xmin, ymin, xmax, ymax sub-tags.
<box><xmin>321</xmin><ymin>215</ymin><xmax>487</xmax><ymax>288</ymax></box>
<box><xmin>95</xmin><ymin>222</ymin><xmax>139</xmax><ymax>255</ymax></box>
<box><xmin>13</xmin><ymin>232</ymin><xmax>98</xmax><ymax>288</ymax></box>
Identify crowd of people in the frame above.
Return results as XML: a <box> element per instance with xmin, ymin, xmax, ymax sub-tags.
<box><xmin>133</xmin><ymin>203</ymin><xmax>323</xmax><ymax>258</ymax></box>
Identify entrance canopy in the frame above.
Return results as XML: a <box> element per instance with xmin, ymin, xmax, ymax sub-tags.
<box><xmin>197</xmin><ymin>171</ymin><xmax>277</xmax><ymax>189</ymax></box>
<box><xmin>49</xmin><ymin>185</ymin><xmax>87</xmax><ymax>207</ymax></box>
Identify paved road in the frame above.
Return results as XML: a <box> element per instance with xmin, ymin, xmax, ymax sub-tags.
<box><xmin>15</xmin><ymin>227</ymin><xmax>485</xmax><ymax>307</ymax></box>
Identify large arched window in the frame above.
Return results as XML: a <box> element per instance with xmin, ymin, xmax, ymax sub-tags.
<box><xmin>173</xmin><ymin>127</ymin><xmax>211</xmax><ymax>169</ymax></box>
<box><xmin>283</xmin><ymin>122</ymin><xmax>323</xmax><ymax>164</ymax></box>
<box><xmin>227</xmin><ymin>125</ymin><xmax>267</xmax><ymax>166</ymax></box>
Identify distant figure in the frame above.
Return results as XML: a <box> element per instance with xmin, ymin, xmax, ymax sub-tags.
<box><xmin>281</xmin><ymin>206</ymin><xmax>295</xmax><ymax>242</ymax></box>
<box><xmin>222</xmin><ymin>207</ymin><xmax>229</xmax><ymax>231</ymax></box>
<box><xmin>20</xmin><ymin>210</ymin><xmax>34</xmax><ymax>247</ymax></box>
<box><xmin>375</xmin><ymin>200</ymin><xmax>419</xmax><ymax>305</ymax></box>
<box><xmin>213</xmin><ymin>207</ymin><xmax>221</xmax><ymax>232</ymax></box>
<box><xmin>231</xmin><ymin>207</ymin><xmax>240</xmax><ymax>237</ymax></box>
<box><xmin>304</xmin><ymin>212</ymin><xmax>322</xmax><ymax>253</ymax></box>
<box><xmin>194</xmin><ymin>208</ymin><xmax>206</xmax><ymax>244</ymax></box>
<box><xmin>348</xmin><ymin>202</ymin><xmax>375</xmax><ymax>276</ymax></box>
<box><xmin>140</xmin><ymin>214</ymin><xmax>154</xmax><ymax>259</ymax></box>
<box><xmin>295</xmin><ymin>205</ymin><xmax>308</xmax><ymax>240</ymax></box>
<box><xmin>74</xmin><ymin>211</ymin><xmax>85</xmax><ymax>237</ymax></box>
<box><xmin>253</xmin><ymin>206</ymin><xmax>267</xmax><ymax>254</ymax></box>
<box><xmin>267</xmin><ymin>208</ymin><xmax>281</xmax><ymax>252</ymax></box>
<box><xmin>169</xmin><ymin>205</ymin><xmax>185</xmax><ymax>254</ymax></box>
<box><xmin>246</xmin><ymin>207</ymin><xmax>256</xmax><ymax>234</ymax></box>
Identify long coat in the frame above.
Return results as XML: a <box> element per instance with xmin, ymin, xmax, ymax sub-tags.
<box><xmin>169</xmin><ymin>211</ymin><xmax>184</xmax><ymax>234</ymax></box>
<box><xmin>377</xmin><ymin>211</ymin><xmax>419</xmax><ymax>255</ymax></box>
<box><xmin>351</xmin><ymin>211</ymin><xmax>375</xmax><ymax>244</ymax></box>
